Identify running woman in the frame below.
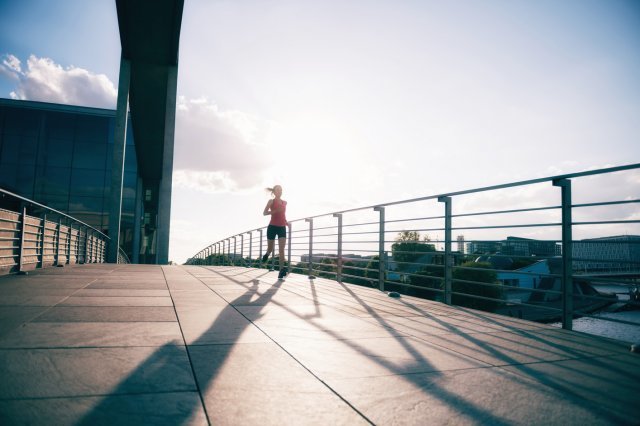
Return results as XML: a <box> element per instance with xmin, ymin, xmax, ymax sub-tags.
<box><xmin>262</xmin><ymin>185</ymin><xmax>289</xmax><ymax>278</ymax></box>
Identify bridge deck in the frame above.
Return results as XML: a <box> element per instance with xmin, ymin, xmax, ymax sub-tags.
<box><xmin>0</xmin><ymin>264</ymin><xmax>638</xmax><ymax>425</ymax></box>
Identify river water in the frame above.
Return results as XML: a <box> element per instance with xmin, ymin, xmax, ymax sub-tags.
<box><xmin>551</xmin><ymin>310</ymin><xmax>640</xmax><ymax>344</ymax></box>
<box><xmin>550</xmin><ymin>283</ymin><xmax>640</xmax><ymax>344</ymax></box>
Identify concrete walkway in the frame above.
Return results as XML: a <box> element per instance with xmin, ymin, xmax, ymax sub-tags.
<box><xmin>0</xmin><ymin>264</ymin><xmax>638</xmax><ymax>425</ymax></box>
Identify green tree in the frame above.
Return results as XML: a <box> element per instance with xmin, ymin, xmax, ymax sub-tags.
<box><xmin>409</xmin><ymin>264</ymin><xmax>444</xmax><ymax>300</ymax></box>
<box><xmin>291</xmin><ymin>262</ymin><xmax>306</xmax><ymax>275</ymax></box>
<box><xmin>391</xmin><ymin>231</ymin><xmax>436</xmax><ymax>270</ymax></box>
<box><xmin>452</xmin><ymin>261</ymin><xmax>503</xmax><ymax>312</ymax></box>
<box><xmin>341</xmin><ymin>260</ymin><xmax>369</xmax><ymax>286</ymax></box>
<box><xmin>317</xmin><ymin>257</ymin><xmax>337</xmax><ymax>279</ymax></box>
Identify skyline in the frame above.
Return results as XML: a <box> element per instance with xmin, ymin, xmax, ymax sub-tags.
<box><xmin>1</xmin><ymin>0</ymin><xmax>639</xmax><ymax>263</ymax></box>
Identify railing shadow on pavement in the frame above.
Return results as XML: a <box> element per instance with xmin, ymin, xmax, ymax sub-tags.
<box><xmin>75</xmin><ymin>264</ymin><xmax>635</xmax><ymax>424</ymax></box>
<box><xmin>392</xmin><ymin>296</ymin><xmax>636</xmax><ymax>422</ymax></box>
<box><xmin>206</xmin><ymin>267</ymin><xmax>523</xmax><ymax>426</ymax></box>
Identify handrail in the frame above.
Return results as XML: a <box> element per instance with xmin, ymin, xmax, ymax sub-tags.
<box><xmin>0</xmin><ymin>187</ymin><xmax>121</xmax><ymax>275</ymax></box>
<box><xmin>1</xmin><ymin>187</ymin><xmax>108</xmax><ymax>239</ymax></box>
<box><xmin>188</xmin><ymin>164</ymin><xmax>640</xmax><ymax>343</ymax></box>
<box><xmin>117</xmin><ymin>247</ymin><xmax>131</xmax><ymax>264</ymax></box>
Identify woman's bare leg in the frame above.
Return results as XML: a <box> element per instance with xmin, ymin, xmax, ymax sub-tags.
<box><xmin>264</xmin><ymin>239</ymin><xmax>274</xmax><ymax>259</ymax></box>
<box><xmin>278</xmin><ymin>237</ymin><xmax>286</xmax><ymax>268</ymax></box>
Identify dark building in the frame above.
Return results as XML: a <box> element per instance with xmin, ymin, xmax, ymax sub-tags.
<box><xmin>573</xmin><ymin>235</ymin><xmax>640</xmax><ymax>273</ymax></box>
<box><xmin>0</xmin><ymin>0</ymin><xmax>184</xmax><ymax>264</ymax></box>
<box><xmin>501</xmin><ymin>236</ymin><xmax>560</xmax><ymax>258</ymax></box>
<box><xmin>0</xmin><ymin>98</ymin><xmax>147</xmax><ymax>262</ymax></box>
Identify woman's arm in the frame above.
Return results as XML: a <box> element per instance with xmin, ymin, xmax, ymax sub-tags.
<box><xmin>263</xmin><ymin>200</ymin><xmax>273</xmax><ymax>216</ymax></box>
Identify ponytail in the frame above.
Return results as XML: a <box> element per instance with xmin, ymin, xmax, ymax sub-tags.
<box><xmin>265</xmin><ymin>185</ymin><xmax>282</xmax><ymax>196</ymax></box>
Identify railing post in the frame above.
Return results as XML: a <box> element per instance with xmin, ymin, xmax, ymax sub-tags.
<box><xmin>248</xmin><ymin>231</ymin><xmax>253</xmax><ymax>266</ymax></box>
<box><xmin>227</xmin><ymin>238</ymin><xmax>231</xmax><ymax>265</ymax></box>
<box><xmin>438</xmin><ymin>196</ymin><xmax>453</xmax><ymax>305</ymax></box>
<box><xmin>17</xmin><ymin>206</ymin><xmax>27</xmax><ymax>273</ymax></box>
<box><xmin>233</xmin><ymin>236</ymin><xmax>237</xmax><ymax>265</ymax></box>
<box><xmin>374</xmin><ymin>207</ymin><xmax>386</xmax><ymax>291</ymax></box>
<box><xmin>306</xmin><ymin>218</ymin><xmax>314</xmax><ymax>279</ymax></box>
<box><xmin>38</xmin><ymin>214</ymin><xmax>45</xmax><ymax>269</ymax></box>
<box><xmin>90</xmin><ymin>231</ymin><xmax>95</xmax><ymax>263</ymax></box>
<box><xmin>259</xmin><ymin>229</ymin><xmax>263</xmax><ymax>268</ymax></box>
<box><xmin>56</xmin><ymin>218</ymin><xmax>62</xmax><ymax>266</ymax></box>
<box><xmin>88</xmin><ymin>229</ymin><xmax>92</xmax><ymax>264</ymax></box>
<box><xmin>553</xmin><ymin>178</ymin><xmax>573</xmax><ymax>330</ymax></box>
<box><xmin>333</xmin><ymin>213</ymin><xmax>343</xmax><ymax>282</ymax></box>
<box><xmin>75</xmin><ymin>224</ymin><xmax>80</xmax><ymax>264</ymax></box>
<box><xmin>81</xmin><ymin>226</ymin><xmax>86</xmax><ymax>264</ymax></box>
<box><xmin>287</xmin><ymin>222</ymin><xmax>292</xmax><ymax>270</ymax></box>
<box><xmin>88</xmin><ymin>230</ymin><xmax>93</xmax><ymax>263</ymax></box>
<box><xmin>67</xmin><ymin>223</ymin><xmax>73</xmax><ymax>265</ymax></box>
<box><xmin>240</xmin><ymin>234</ymin><xmax>244</xmax><ymax>266</ymax></box>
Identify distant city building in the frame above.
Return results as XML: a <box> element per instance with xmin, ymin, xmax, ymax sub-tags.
<box><xmin>466</xmin><ymin>237</ymin><xmax>559</xmax><ymax>258</ymax></box>
<box><xmin>466</xmin><ymin>241</ymin><xmax>500</xmax><ymax>255</ymax></box>
<box><xmin>573</xmin><ymin>235</ymin><xmax>640</xmax><ymax>273</ymax></box>
<box><xmin>501</xmin><ymin>236</ymin><xmax>560</xmax><ymax>258</ymax></box>
<box><xmin>456</xmin><ymin>235</ymin><xmax>465</xmax><ymax>254</ymax></box>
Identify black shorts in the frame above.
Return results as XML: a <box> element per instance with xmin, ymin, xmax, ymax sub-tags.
<box><xmin>267</xmin><ymin>224</ymin><xmax>287</xmax><ymax>240</ymax></box>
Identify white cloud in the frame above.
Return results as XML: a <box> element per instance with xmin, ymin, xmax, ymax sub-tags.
<box><xmin>172</xmin><ymin>170</ymin><xmax>238</xmax><ymax>194</ymax></box>
<box><xmin>0</xmin><ymin>54</ymin><xmax>276</xmax><ymax>193</ymax></box>
<box><xmin>1</xmin><ymin>54</ymin><xmax>21</xmax><ymax>77</ymax></box>
<box><xmin>1</xmin><ymin>54</ymin><xmax>117</xmax><ymax>108</ymax></box>
<box><xmin>174</xmin><ymin>96</ymin><xmax>276</xmax><ymax>191</ymax></box>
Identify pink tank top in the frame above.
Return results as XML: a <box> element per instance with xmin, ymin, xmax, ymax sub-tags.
<box><xmin>270</xmin><ymin>198</ymin><xmax>287</xmax><ymax>226</ymax></box>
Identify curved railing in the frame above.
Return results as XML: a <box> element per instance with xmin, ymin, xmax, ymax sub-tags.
<box><xmin>0</xmin><ymin>187</ymin><xmax>127</xmax><ymax>276</ymax></box>
<box><xmin>187</xmin><ymin>164</ymin><xmax>640</xmax><ymax>337</ymax></box>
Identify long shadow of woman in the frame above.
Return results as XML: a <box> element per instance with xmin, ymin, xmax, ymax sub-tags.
<box><xmin>77</xmin><ymin>271</ymin><xmax>283</xmax><ymax>425</ymax></box>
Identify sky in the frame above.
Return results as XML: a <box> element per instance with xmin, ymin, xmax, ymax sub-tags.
<box><xmin>0</xmin><ymin>0</ymin><xmax>639</xmax><ymax>263</ymax></box>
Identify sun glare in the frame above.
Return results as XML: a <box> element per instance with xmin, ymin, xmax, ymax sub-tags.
<box><xmin>263</xmin><ymin>118</ymin><xmax>373</xmax><ymax>212</ymax></box>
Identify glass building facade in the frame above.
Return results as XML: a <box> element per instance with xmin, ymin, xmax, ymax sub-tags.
<box><xmin>0</xmin><ymin>98</ymin><xmax>141</xmax><ymax>262</ymax></box>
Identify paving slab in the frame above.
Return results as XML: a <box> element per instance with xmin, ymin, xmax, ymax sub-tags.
<box><xmin>33</xmin><ymin>306</ymin><xmax>177</xmax><ymax>322</ymax></box>
<box><xmin>1</xmin><ymin>264</ymin><xmax>638</xmax><ymax>426</ymax></box>
<box><xmin>326</xmin><ymin>365</ymin><xmax>633</xmax><ymax>426</ymax></box>
<box><xmin>0</xmin><ymin>322</ymin><xmax>183</xmax><ymax>348</ymax></box>
<box><xmin>189</xmin><ymin>343</ymin><xmax>368</xmax><ymax>426</ymax></box>
<box><xmin>0</xmin><ymin>345</ymin><xmax>195</xmax><ymax>398</ymax></box>
<box><xmin>0</xmin><ymin>392</ymin><xmax>208</xmax><ymax>426</ymax></box>
<box><xmin>0</xmin><ymin>307</ymin><xmax>48</xmax><ymax>339</ymax></box>
<box><xmin>72</xmin><ymin>289</ymin><xmax>170</xmax><ymax>297</ymax></box>
<box><xmin>58</xmin><ymin>296</ymin><xmax>174</xmax><ymax>307</ymax></box>
<box><xmin>86</xmin><ymin>281</ymin><xmax>168</xmax><ymax>290</ymax></box>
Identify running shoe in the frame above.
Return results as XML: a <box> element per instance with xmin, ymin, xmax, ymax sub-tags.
<box><xmin>278</xmin><ymin>267</ymin><xmax>288</xmax><ymax>279</ymax></box>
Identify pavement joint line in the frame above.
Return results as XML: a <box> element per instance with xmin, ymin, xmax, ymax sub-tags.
<box><xmin>161</xmin><ymin>265</ymin><xmax>212</xmax><ymax>426</ymax></box>
<box><xmin>185</xmin><ymin>265</ymin><xmax>377</xmax><ymax>426</ymax></box>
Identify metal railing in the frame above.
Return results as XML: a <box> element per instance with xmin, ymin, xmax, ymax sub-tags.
<box><xmin>0</xmin><ymin>187</ymin><xmax>127</xmax><ymax>275</ymax></box>
<box><xmin>187</xmin><ymin>164</ymin><xmax>640</xmax><ymax>337</ymax></box>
